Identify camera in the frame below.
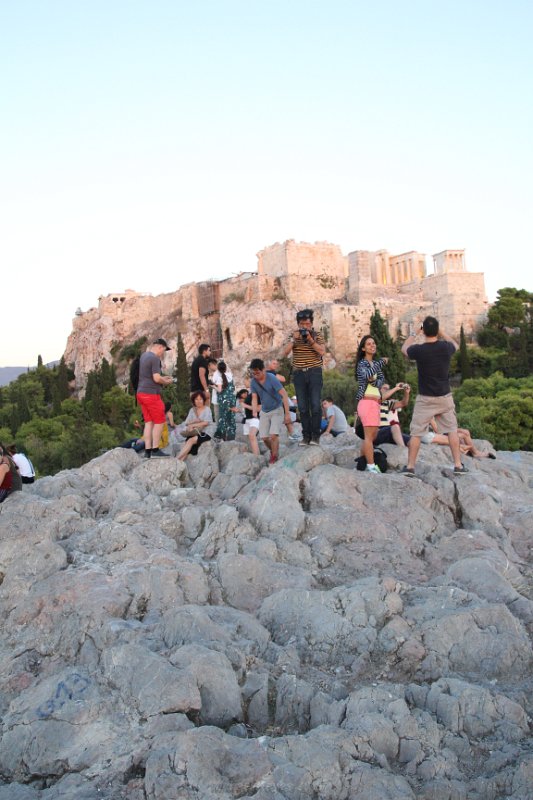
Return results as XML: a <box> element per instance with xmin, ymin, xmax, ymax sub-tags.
<box><xmin>299</xmin><ymin>327</ymin><xmax>310</xmax><ymax>340</ymax></box>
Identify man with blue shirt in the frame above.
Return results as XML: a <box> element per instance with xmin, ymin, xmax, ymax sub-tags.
<box><xmin>250</xmin><ymin>358</ymin><xmax>291</xmax><ymax>465</ymax></box>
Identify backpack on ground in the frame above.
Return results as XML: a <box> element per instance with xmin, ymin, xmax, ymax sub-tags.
<box><xmin>129</xmin><ymin>355</ymin><xmax>141</xmax><ymax>392</ymax></box>
<box><xmin>355</xmin><ymin>447</ymin><xmax>388</xmax><ymax>473</ymax></box>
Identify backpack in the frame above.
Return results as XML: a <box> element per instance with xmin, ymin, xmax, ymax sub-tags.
<box><xmin>129</xmin><ymin>355</ymin><xmax>141</xmax><ymax>392</ymax></box>
<box><xmin>355</xmin><ymin>447</ymin><xmax>388</xmax><ymax>473</ymax></box>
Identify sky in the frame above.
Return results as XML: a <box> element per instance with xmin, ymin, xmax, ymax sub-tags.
<box><xmin>1</xmin><ymin>0</ymin><xmax>532</xmax><ymax>366</ymax></box>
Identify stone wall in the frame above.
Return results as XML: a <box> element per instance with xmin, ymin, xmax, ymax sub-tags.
<box><xmin>258</xmin><ymin>240</ymin><xmax>348</xmax><ymax>304</ymax></box>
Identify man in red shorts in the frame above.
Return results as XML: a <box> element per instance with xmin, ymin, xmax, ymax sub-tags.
<box><xmin>137</xmin><ymin>339</ymin><xmax>174</xmax><ymax>458</ymax></box>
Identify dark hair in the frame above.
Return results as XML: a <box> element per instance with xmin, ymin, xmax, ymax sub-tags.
<box><xmin>356</xmin><ymin>334</ymin><xmax>375</xmax><ymax>363</ymax></box>
<box><xmin>296</xmin><ymin>308</ymin><xmax>313</xmax><ymax>322</ymax></box>
<box><xmin>422</xmin><ymin>316</ymin><xmax>439</xmax><ymax>337</ymax></box>
<box><xmin>217</xmin><ymin>361</ymin><xmax>228</xmax><ymax>391</ymax></box>
<box><xmin>190</xmin><ymin>391</ymin><xmax>206</xmax><ymax>406</ymax></box>
<box><xmin>199</xmin><ymin>343</ymin><xmax>211</xmax><ymax>355</ymax></box>
<box><xmin>206</xmin><ymin>357</ymin><xmax>217</xmax><ymax>366</ymax></box>
<box><xmin>236</xmin><ymin>389</ymin><xmax>248</xmax><ymax>399</ymax></box>
<box><xmin>323</xmin><ymin>396</ymin><xmax>334</xmax><ymax>403</ymax></box>
<box><xmin>250</xmin><ymin>358</ymin><xmax>264</xmax><ymax>371</ymax></box>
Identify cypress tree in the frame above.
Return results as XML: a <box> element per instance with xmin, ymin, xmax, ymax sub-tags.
<box><xmin>458</xmin><ymin>325</ymin><xmax>472</xmax><ymax>382</ymax></box>
<box><xmin>174</xmin><ymin>333</ymin><xmax>191</xmax><ymax>416</ymax></box>
<box><xmin>37</xmin><ymin>354</ymin><xmax>43</xmax><ymax>368</ymax></box>
<box><xmin>369</xmin><ymin>306</ymin><xmax>406</xmax><ymax>386</ymax></box>
<box><xmin>56</xmin><ymin>357</ymin><xmax>70</xmax><ymax>400</ymax></box>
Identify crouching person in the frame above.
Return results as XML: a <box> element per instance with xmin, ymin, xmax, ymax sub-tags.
<box><xmin>250</xmin><ymin>358</ymin><xmax>291</xmax><ymax>466</ymax></box>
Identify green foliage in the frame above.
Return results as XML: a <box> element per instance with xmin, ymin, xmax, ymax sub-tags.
<box><xmin>454</xmin><ymin>372</ymin><xmax>533</xmax><ymax>450</ymax></box>
<box><xmin>369</xmin><ymin>306</ymin><xmax>406</xmax><ymax>386</ymax></box>
<box><xmin>487</xmin><ymin>287</ymin><xmax>531</xmax><ymax>329</ymax></box>
<box><xmin>322</xmin><ymin>370</ymin><xmax>357</xmax><ymax>416</ymax></box>
<box><xmin>476</xmin><ymin>287</ymin><xmax>532</xmax><ymax>378</ymax></box>
<box><xmin>119</xmin><ymin>336</ymin><xmax>148</xmax><ymax>361</ymax></box>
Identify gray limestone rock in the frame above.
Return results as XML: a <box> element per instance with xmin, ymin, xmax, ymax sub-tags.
<box><xmin>0</xmin><ymin>437</ymin><xmax>532</xmax><ymax>799</ymax></box>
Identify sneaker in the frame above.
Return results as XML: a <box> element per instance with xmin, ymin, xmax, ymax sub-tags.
<box><xmin>151</xmin><ymin>449</ymin><xmax>170</xmax><ymax>458</ymax></box>
<box><xmin>288</xmin><ymin>433</ymin><xmax>302</xmax><ymax>441</ymax></box>
<box><xmin>453</xmin><ymin>464</ymin><xmax>469</xmax><ymax>475</ymax></box>
<box><xmin>143</xmin><ymin>449</ymin><xmax>152</xmax><ymax>459</ymax></box>
<box><xmin>401</xmin><ymin>465</ymin><xmax>415</xmax><ymax>477</ymax></box>
<box><xmin>298</xmin><ymin>439</ymin><xmax>310</xmax><ymax>447</ymax></box>
<box><xmin>309</xmin><ymin>438</ymin><xmax>320</xmax><ymax>447</ymax></box>
<box><xmin>365</xmin><ymin>464</ymin><xmax>381</xmax><ymax>473</ymax></box>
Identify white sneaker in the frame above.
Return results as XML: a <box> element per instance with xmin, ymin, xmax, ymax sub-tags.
<box><xmin>365</xmin><ymin>464</ymin><xmax>381</xmax><ymax>473</ymax></box>
<box><xmin>289</xmin><ymin>433</ymin><xmax>302</xmax><ymax>441</ymax></box>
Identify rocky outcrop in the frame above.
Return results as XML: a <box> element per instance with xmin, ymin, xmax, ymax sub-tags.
<box><xmin>0</xmin><ymin>433</ymin><xmax>532</xmax><ymax>799</ymax></box>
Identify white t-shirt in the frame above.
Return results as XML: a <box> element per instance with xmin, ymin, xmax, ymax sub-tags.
<box><xmin>212</xmin><ymin>369</ymin><xmax>233</xmax><ymax>397</ymax></box>
<box><xmin>12</xmin><ymin>453</ymin><xmax>35</xmax><ymax>478</ymax></box>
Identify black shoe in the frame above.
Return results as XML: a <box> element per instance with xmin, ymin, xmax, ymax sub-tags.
<box><xmin>401</xmin><ymin>465</ymin><xmax>415</xmax><ymax>477</ymax></box>
<box><xmin>453</xmin><ymin>464</ymin><xmax>468</xmax><ymax>475</ymax></box>
<box><xmin>151</xmin><ymin>449</ymin><xmax>170</xmax><ymax>458</ymax></box>
<box><xmin>143</xmin><ymin>449</ymin><xmax>152</xmax><ymax>459</ymax></box>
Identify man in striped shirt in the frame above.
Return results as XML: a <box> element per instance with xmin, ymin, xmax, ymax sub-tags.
<box><xmin>281</xmin><ymin>308</ymin><xmax>326</xmax><ymax>446</ymax></box>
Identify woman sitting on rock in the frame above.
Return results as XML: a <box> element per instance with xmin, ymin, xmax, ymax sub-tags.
<box><xmin>177</xmin><ymin>392</ymin><xmax>216</xmax><ymax>462</ymax></box>
<box><xmin>355</xmin><ymin>335</ymin><xmax>389</xmax><ymax>474</ymax></box>
<box><xmin>0</xmin><ymin>442</ymin><xmax>22</xmax><ymax>502</ymax></box>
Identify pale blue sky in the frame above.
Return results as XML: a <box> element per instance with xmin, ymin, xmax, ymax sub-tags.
<box><xmin>2</xmin><ymin>0</ymin><xmax>532</xmax><ymax>365</ymax></box>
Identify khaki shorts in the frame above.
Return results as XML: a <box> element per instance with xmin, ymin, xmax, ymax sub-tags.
<box><xmin>259</xmin><ymin>406</ymin><xmax>284</xmax><ymax>438</ymax></box>
<box><xmin>410</xmin><ymin>393</ymin><xmax>458</xmax><ymax>437</ymax></box>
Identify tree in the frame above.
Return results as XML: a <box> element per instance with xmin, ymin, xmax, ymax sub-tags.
<box><xmin>37</xmin><ymin>355</ymin><xmax>43</xmax><ymax>368</ymax></box>
<box><xmin>56</xmin><ymin>357</ymin><xmax>70</xmax><ymax>401</ymax></box>
<box><xmin>174</xmin><ymin>332</ymin><xmax>191</xmax><ymax>418</ymax></box>
<box><xmin>458</xmin><ymin>325</ymin><xmax>472</xmax><ymax>382</ymax></box>
<box><xmin>369</xmin><ymin>306</ymin><xmax>406</xmax><ymax>387</ymax></box>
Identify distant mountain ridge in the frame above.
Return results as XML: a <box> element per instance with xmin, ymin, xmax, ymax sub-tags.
<box><xmin>0</xmin><ymin>362</ymin><xmax>59</xmax><ymax>387</ymax></box>
<box><xmin>0</xmin><ymin>366</ymin><xmax>29</xmax><ymax>386</ymax></box>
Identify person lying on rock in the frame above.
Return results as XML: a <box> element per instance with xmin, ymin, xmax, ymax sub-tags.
<box><xmin>421</xmin><ymin>418</ymin><xmax>496</xmax><ymax>458</ymax></box>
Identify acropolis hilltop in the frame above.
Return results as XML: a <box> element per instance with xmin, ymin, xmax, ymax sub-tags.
<box><xmin>65</xmin><ymin>240</ymin><xmax>488</xmax><ymax>387</ymax></box>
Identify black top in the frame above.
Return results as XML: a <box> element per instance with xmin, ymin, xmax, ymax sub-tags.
<box><xmin>243</xmin><ymin>391</ymin><xmax>254</xmax><ymax>420</ymax></box>
<box><xmin>190</xmin><ymin>355</ymin><xmax>209</xmax><ymax>392</ymax></box>
<box><xmin>406</xmin><ymin>340</ymin><xmax>456</xmax><ymax>396</ymax></box>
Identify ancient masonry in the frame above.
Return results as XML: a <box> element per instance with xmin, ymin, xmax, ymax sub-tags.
<box><xmin>64</xmin><ymin>240</ymin><xmax>488</xmax><ymax>387</ymax></box>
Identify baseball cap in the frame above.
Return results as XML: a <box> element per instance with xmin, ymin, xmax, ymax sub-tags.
<box><xmin>154</xmin><ymin>338</ymin><xmax>171</xmax><ymax>350</ymax></box>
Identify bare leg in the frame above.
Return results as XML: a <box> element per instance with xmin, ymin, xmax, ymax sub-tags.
<box><xmin>151</xmin><ymin>422</ymin><xmax>165</xmax><ymax>450</ymax></box>
<box><xmin>447</xmin><ymin>430</ymin><xmax>463</xmax><ymax>468</ymax></box>
<box><xmin>407</xmin><ymin>435</ymin><xmax>421</xmax><ymax>468</ymax></box>
<box><xmin>262</xmin><ymin>436</ymin><xmax>273</xmax><ymax>453</ymax></box>
<box><xmin>391</xmin><ymin>426</ymin><xmax>406</xmax><ymax>447</ymax></box>
<box><xmin>458</xmin><ymin>429</ymin><xmax>486</xmax><ymax>457</ymax></box>
<box><xmin>177</xmin><ymin>436</ymin><xmax>198</xmax><ymax>461</ymax></box>
<box><xmin>248</xmin><ymin>429</ymin><xmax>260</xmax><ymax>456</ymax></box>
<box><xmin>143</xmin><ymin>421</ymin><xmax>154</xmax><ymax>449</ymax></box>
<box><xmin>362</xmin><ymin>426</ymin><xmax>378</xmax><ymax>464</ymax></box>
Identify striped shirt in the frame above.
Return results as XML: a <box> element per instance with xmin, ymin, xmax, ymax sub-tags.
<box><xmin>291</xmin><ymin>331</ymin><xmax>325</xmax><ymax>370</ymax></box>
<box><xmin>355</xmin><ymin>358</ymin><xmax>387</xmax><ymax>402</ymax></box>
<box><xmin>380</xmin><ymin>399</ymin><xmax>400</xmax><ymax>426</ymax></box>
